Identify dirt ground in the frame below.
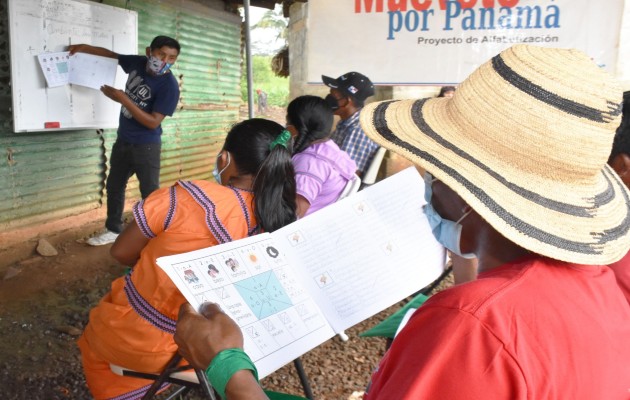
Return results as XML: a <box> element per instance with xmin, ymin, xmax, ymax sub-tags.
<box><xmin>1</xmin><ymin>233</ymin><xmax>452</xmax><ymax>400</ymax></box>
<box><xmin>0</xmin><ymin>105</ymin><xmax>445</xmax><ymax>399</ymax></box>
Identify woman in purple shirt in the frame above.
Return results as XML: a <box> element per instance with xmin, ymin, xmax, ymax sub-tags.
<box><xmin>287</xmin><ymin>95</ymin><xmax>357</xmax><ymax>217</ymax></box>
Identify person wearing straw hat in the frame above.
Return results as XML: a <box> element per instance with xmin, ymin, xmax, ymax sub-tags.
<box><xmin>608</xmin><ymin>90</ymin><xmax>630</xmax><ymax>303</ymax></box>
<box><xmin>358</xmin><ymin>44</ymin><xmax>630</xmax><ymax>399</ymax></box>
<box><xmin>171</xmin><ymin>45</ymin><xmax>630</xmax><ymax>399</ymax></box>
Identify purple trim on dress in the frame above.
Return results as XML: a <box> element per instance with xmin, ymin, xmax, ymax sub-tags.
<box><xmin>123</xmin><ymin>274</ymin><xmax>176</xmax><ymax>334</ymax></box>
<box><xmin>133</xmin><ymin>200</ymin><xmax>156</xmax><ymax>239</ymax></box>
<box><xmin>249</xmin><ymin>225</ymin><xmax>262</xmax><ymax>236</ymax></box>
<box><xmin>107</xmin><ymin>382</ymin><xmax>170</xmax><ymax>400</ymax></box>
<box><xmin>178</xmin><ymin>181</ymin><xmax>232</xmax><ymax>244</ymax></box>
<box><xmin>230</xmin><ymin>187</ymin><xmax>260</xmax><ymax>236</ymax></box>
<box><xmin>164</xmin><ymin>186</ymin><xmax>177</xmax><ymax>231</ymax></box>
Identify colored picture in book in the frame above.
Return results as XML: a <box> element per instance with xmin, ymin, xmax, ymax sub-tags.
<box><xmin>234</xmin><ymin>271</ymin><xmax>293</xmax><ymax>319</ymax></box>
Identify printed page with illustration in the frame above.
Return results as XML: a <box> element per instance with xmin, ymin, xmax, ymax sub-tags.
<box><xmin>156</xmin><ymin>167</ymin><xmax>446</xmax><ymax>378</ymax></box>
<box><xmin>37</xmin><ymin>52</ymin><xmax>118</xmax><ymax>89</ymax></box>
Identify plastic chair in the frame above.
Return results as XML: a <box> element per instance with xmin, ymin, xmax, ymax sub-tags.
<box><xmin>338</xmin><ymin>174</ymin><xmax>362</xmax><ymax>200</ymax></box>
<box><xmin>110</xmin><ymin>353</ymin><xmax>217</xmax><ymax>400</ymax></box>
<box><xmin>111</xmin><ymin>354</ymin><xmax>312</xmax><ymax>400</ymax></box>
<box><xmin>360</xmin><ymin>147</ymin><xmax>387</xmax><ymax>189</ymax></box>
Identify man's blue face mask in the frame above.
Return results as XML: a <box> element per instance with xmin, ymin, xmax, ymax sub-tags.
<box><xmin>423</xmin><ymin>173</ymin><xmax>475</xmax><ymax>259</ymax></box>
<box><xmin>147</xmin><ymin>55</ymin><xmax>173</xmax><ymax>75</ymax></box>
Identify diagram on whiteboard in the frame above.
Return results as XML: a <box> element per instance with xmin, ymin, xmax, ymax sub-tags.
<box><xmin>8</xmin><ymin>0</ymin><xmax>138</xmax><ymax>132</ymax></box>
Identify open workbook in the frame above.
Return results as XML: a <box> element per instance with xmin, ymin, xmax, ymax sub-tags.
<box><xmin>37</xmin><ymin>51</ymin><xmax>118</xmax><ymax>89</ymax></box>
<box><xmin>156</xmin><ymin>167</ymin><xmax>446</xmax><ymax>379</ymax></box>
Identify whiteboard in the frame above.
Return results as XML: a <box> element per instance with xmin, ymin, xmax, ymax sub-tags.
<box><xmin>8</xmin><ymin>0</ymin><xmax>138</xmax><ymax>132</ymax></box>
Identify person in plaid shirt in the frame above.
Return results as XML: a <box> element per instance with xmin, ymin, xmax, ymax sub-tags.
<box><xmin>323</xmin><ymin>72</ymin><xmax>378</xmax><ymax>176</ymax></box>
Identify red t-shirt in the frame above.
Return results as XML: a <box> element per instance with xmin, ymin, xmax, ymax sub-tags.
<box><xmin>365</xmin><ymin>256</ymin><xmax>630</xmax><ymax>399</ymax></box>
<box><xmin>609</xmin><ymin>250</ymin><xmax>630</xmax><ymax>304</ymax></box>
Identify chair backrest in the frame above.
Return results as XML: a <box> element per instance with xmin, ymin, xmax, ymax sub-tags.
<box><xmin>361</xmin><ymin>147</ymin><xmax>387</xmax><ymax>187</ymax></box>
<box><xmin>338</xmin><ymin>174</ymin><xmax>361</xmax><ymax>200</ymax></box>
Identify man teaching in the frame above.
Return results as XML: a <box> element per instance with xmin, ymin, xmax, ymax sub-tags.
<box><xmin>68</xmin><ymin>35</ymin><xmax>181</xmax><ymax>246</ymax></box>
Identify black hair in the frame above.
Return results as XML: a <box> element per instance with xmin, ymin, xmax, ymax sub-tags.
<box><xmin>223</xmin><ymin>119</ymin><xmax>297</xmax><ymax>232</ymax></box>
<box><xmin>437</xmin><ymin>86</ymin><xmax>456</xmax><ymax>97</ymax></box>
<box><xmin>150</xmin><ymin>35</ymin><xmax>181</xmax><ymax>54</ymax></box>
<box><xmin>288</xmin><ymin>95</ymin><xmax>334</xmax><ymax>154</ymax></box>
<box><xmin>610</xmin><ymin>91</ymin><xmax>630</xmax><ymax>162</ymax></box>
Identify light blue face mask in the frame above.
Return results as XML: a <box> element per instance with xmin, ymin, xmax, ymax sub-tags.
<box><xmin>212</xmin><ymin>152</ymin><xmax>230</xmax><ymax>185</ymax></box>
<box><xmin>147</xmin><ymin>55</ymin><xmax>173</xmax><ymax>75</ymax></box>
<box><xmin>423</xmin><ymin>173</ymin><xmax>476</xmax><ymax>259</ymax></box>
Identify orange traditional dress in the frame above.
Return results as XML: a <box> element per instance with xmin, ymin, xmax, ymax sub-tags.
<box><xmin>78</xmin><ymin>180</ymin><xmax>258</xmax><ymax>399</ymax></box>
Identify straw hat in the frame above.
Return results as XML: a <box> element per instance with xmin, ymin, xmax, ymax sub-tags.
<box><xmin>360</xmin><ymin>44</ymin><xmax>630</xmax><ymax>265</ymax></box>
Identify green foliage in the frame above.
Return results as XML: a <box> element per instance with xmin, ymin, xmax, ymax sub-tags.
<box><xmin>252</xmin><ymin>9</ymin><xmax>288</xmax><ymax>40</ymax></box>
<box><xmin>241</xmin><ymin>55</ymin><xmax>289</xmax><ymax>107</ymax></box>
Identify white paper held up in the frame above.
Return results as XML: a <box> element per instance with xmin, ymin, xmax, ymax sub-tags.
<box><xmin>37</xmin><ymin>51</ymin><xmax>71</xmax><ymax>88</ymax></box>
<box><xmin>68</xmin><ymin>53</ymin><xmax>118</xmax><ymax>90</ymax></box>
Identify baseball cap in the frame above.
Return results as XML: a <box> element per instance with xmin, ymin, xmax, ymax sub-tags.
<box><xmin>322</xmin><ymin>72</ymin><xmax>375</xmax><ymax>103</ymax></box>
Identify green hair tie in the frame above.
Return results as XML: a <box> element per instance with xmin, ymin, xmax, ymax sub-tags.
<box><xmin>269</xmin><ymin>129</ymin><xmax>291</xmax><ymax>150</ymax></box>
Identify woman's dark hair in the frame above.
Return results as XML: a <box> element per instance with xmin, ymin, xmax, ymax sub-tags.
<box><xmin>437</xmin><ymin>86</ymin><xmax>456</xmax><ymax>97</ymax></box>
<box><xmin>150</xmin><ymin>35</ymin><xmax>181</xmax><ymax>54</ymax></box>
<box><xmin>288</xmin><ymin>95</ymin><xmax>335</xmax><ymax>154</ymax></box>
<box><xmin>610</xmin><ymin>91</ymin><xmax>630</xmax><ymax>163</ymax></box>
<box><xmin>223</xmin><ymin>119</ymin><xmax>296</xmax><ymax>232</ymax></box>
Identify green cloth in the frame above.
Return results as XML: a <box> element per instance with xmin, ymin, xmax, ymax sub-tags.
<box><xmin>265</xmin><ymin>390</ymin><xmax>308</xmax><ymax>400</ymax></box>
<box><xmin>360</xmin><ymin>293</ymin><xmax>429</xmax><ymax>338</ymax></box>
<box><xmin>205</xmin><ymin>348</ymin><xmax>258</xmax><ymax>399</ymax></box>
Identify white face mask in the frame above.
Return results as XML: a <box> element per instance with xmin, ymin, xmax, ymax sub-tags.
<box><xmin>423</xmin><ymin>173</ymin><xmax>476</xmax><ymax>259</ymax></box>
<box><xmin>147</xmin><ymin>55</ymin><xmax>172</xmax><ymax>75</ymax></box>
<box><xmin>212</xmin><ymin>152</ymin><xmax>230</xmax><ymax>185</ymax></box>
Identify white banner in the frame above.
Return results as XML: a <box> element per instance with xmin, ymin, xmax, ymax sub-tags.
<box><xmin>307</xmin><ymin>0</ymin><xmax>624</xmax><ymax>85</ymax></box>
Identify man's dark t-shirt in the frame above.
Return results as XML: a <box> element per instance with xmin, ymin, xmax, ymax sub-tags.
<box><xmin>117</xmin><ymin>55</ymin><xmax>180</xmax><ymax>144</ymax></box>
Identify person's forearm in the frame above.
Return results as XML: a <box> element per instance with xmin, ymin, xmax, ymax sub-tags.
<box><xmin>118</xmin><ymin>96</ymin><xmax>164</xmax><ymax>129</ymax></box>
<box><xmin>296</xmin><ymin>194</ymin><xmax>310</xmax><ymax>218</ymax></box>
<box><xmin>224</xmin><ymin>370</ymin><xmax>268</xmax><ymax>400</ymax></box>
<box><xmin>70</xmin><ymin>44</ymin><xmax>118</xmax><ymax>59</ymax></box>
<box><xmin>110</xmin><ymin>221</ymin><xmax>149</xmax><ymax>266</ymax></box>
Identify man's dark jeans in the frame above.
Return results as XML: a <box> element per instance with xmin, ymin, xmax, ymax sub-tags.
<box><xmin>105</xmin><ymin>140</ymin><xmax>161</xmax><ymax>233</ymax></box>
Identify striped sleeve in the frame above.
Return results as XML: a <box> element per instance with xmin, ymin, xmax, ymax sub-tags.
<box><xmin>132</xmin><ymin>186</ymin><xmax>174</xmax><ymax>239</ymax></box>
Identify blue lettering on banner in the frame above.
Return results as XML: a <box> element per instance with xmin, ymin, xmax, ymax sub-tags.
<box><xmin>444</xmin><ymin>2</ymin><xmax>560</xmax><ymax>31</ymax></box>
<box><xmin>386</xmin><ymin>0</ymin><xmax>561</xmax><ymax>40</ymax></box>
<box><xmin>388</xmin><ymin>10</ymin><xmax>435</xmax><ymax>40</ymax></box>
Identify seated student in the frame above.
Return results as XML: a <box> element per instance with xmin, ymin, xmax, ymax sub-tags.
<box><xmin>287</xmin><ymin>95</ymin><xmax>357</xmax><ymax>217</ymax></box>
<box><xmin>173</xmin><ymin>45</ymin><xmax>630</xmax><ymax>399</ymax></box>
<box><xmin>608</xmin><ymin>90</ymin><xmax>630</xmax><ymax>302</ymax></box>
<box><xmin>77</xmin><ymin>119</ymin><xmax>297</xmax><ymax>400</ymax></box>
<box><xmin>323</xmin><ymin>72</ymin><xmax>377</xmax><ymax>177</ymax></box>
<box><xmin>437</xmin><ymin>85</ymin><xmax>456</xmax><ymax>98</ymax></box>
<box><xmin>430</xmin><ymin>85</ymin><xmax>477</xmax><ymax>285</ymax></box>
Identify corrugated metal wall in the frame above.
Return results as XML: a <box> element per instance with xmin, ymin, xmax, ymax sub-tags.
<box><xmin>0</xmin><ymin>0</ymin><xmax>242</xmax><ymax>232</ymax></box>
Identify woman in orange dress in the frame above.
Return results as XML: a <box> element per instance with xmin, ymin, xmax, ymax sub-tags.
<box><xmin>78</xmin><ymin>119</ymin><xmax>296</xmax><ymax>399</ymax></box>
